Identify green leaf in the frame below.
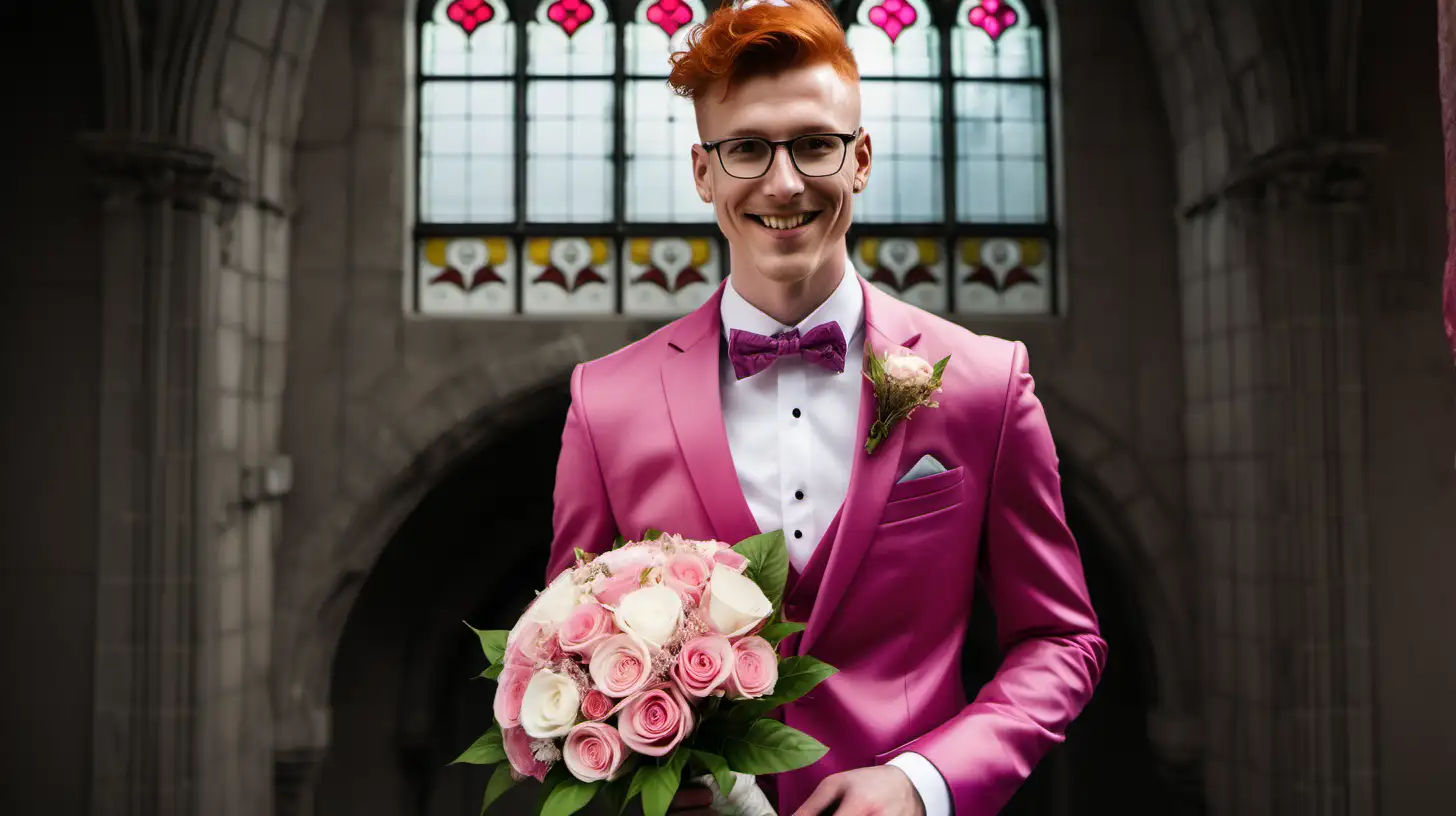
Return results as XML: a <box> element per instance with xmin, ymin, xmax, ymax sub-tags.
<box><xmin>535</xmin><ymin>764</ymin><xmax>572</xmax><ymax>816</ymax></box>
<box><xmin>600</xmin><ymin>770</ymin><xmax>636</xmax><ymax>816</ymax></box>
<box><xmin>723</xmin><ymin>655</ymin><xmax>839</xmax><ymax>723</ymax></box>
<box><xmin>622</xmin><ymin>765</ymin><xmax>650</xmax><ymax>815</ymax></box>
<box><xmin>478</xmin><ymin>662</ymin><xmax>504</xmax><ymax>680</ymax></box>
<box><xmin>639</xmin><ymin>749</ymin><xmax>690</xmax><ymax>816</ymax></box>
<box><xmin>642</xmin><ymin>528</ymin><xmax>666</xmax><ymax>541</ymax></box>
<box><xmin>613</xmin><ymin>534</ymin><xmax>627</xmax><ymax>550</ymax></box>
<box><xmin>730</xmin><ymin>530</ymin><xmax>789</xmax><ymax>610</ymax></box>
<box><xmin>691</xmin><ymin>750</ymin><xmax>735</xmax><ymax>798</ymax></box>
<box><xmin>866</xmin><ymin>346</ymin><xmax>886</xmax><ymax>382</ymax></box>
<box><xmin>467</xmin><ymin>623</ymin><xmax>510</xmax><ymax>665</ymax></box>
<box><xmin>756</xmin><ymin>621</ymin><xmax>805</xmax><ymax>646</ymax></box>
<box><xmin>931</xmin><ymin>354</ymin><xmax>950</xmax><ymax>384</ymax></box>
<box><xmin>541</xmin><ymin>777</ymin><xmax>602</xmax><ymax>816</ymax></box>
<box><xmin>451</xmin><ymin>725</ymin><xmax>505</xmax><ymax>765</ymax></box>
<box><xmin>723</xmin><ymin>719</ymin><xmax>829</xmax><ymax>775</ymax></box>
<box><xmin>760</xmin><ymin>655</ymin><xmax>838</xmax><ymax>708</ymax></box>
<box><xmin>480</xmin><ymin>762</ymin><xmax>517</xmax><ymax>815</ymax></box>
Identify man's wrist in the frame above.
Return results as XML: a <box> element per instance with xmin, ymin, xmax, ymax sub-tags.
<box><xmin>885</xmin><ymin>752</ymin><xmax>950</xmax><ymax>816</ymax></box>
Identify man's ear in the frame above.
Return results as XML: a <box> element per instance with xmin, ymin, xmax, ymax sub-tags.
<box><xmin>691</xmin><ymin>144</ymin><xmax>714</xmax><ymax>204</ymax></box>
<box><xmin>852</xmin><ymin>129</ymin><xmax>873</xmax><ymax>193</ymax></box>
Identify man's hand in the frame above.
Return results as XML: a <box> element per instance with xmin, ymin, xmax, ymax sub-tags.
<box><xmin>668</xmin><ymin>780</ymin><xmax>717</xmax><ymax>816</ymax></box>
<box><xmin>791</xmin><ymin>767</ymin><xmax>927</xmax><ymax>816</ymax></box>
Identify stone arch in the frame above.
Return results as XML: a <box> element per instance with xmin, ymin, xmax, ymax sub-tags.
<box><xmin>1038</xmin><ymin>388</ymin><xmax>1201</xmax><ymax>765</ymax></box>
<box><xmin>271</xmin><ymin>334</ymin><xmax>592</xmax><ymax>753</ymax></box>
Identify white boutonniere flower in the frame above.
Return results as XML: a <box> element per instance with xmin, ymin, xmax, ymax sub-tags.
<box><xmin>863</xmin><ymin>344</ymin><xmax>950</xmax><ymax>455</ymax></box>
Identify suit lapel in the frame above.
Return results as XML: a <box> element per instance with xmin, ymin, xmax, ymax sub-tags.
<box><xmin>661</xmin><ymin>282</ymin><xmax>762</xmax><ymax>546</ymax></box>
<box><xmin>800</xmin><ymin>278</ymin><xmax>921</xmax><ymax>655</ymax></box>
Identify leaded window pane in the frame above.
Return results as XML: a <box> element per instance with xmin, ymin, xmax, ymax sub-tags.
<box><xmin>526</xmin><ymin>80</ymin><xmax>615</xmax><ymax>222</ymax></box>
<box><xmin>856</xmin><ymin>80</ymin><xmax>943</xmax><ymax>222</ymax></box>
<box><xmin>626</xmin><ymin>82</ymin><xmax>712</xmax><ymax>222</ymax></box>
<box><xmin>422</xmin><ymin>0</ymin><xmax>515</xmax><ymax>77</ymax></box>
<box><xmin>528</xmin><ymin>0</ymin><xmax>614</xmax><ymax>76</ymax></box>
<box><xmin>420</xmin><ymin>81</ymin><xmax>515</xmax><ymax>222</ymax></box>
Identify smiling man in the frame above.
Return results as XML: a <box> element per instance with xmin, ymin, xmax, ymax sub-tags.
<box><xmin>544</xmin><ymin>2</ymin><xmax>1106</xmax><ymax>816</ymax></box>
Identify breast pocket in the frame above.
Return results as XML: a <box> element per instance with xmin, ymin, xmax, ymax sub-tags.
<box><xmin>880</xmin><ymin>465</ymin><xmax>966</xmax><ymax>526</ymax></box>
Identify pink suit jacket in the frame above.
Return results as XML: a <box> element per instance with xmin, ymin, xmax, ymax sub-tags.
<box><xmin>545</xmin><ymin>274</ymin><xmax>1107</xmax><ymax>816</ymax></box>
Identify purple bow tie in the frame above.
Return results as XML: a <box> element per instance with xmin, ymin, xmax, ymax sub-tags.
<box><xmin>728</xmin><ymin>322</ymin><xmax>848</xmax><ymax>380</ymax></box>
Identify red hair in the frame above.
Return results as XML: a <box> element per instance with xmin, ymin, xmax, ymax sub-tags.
<box><xmin>667</xmin><ymin>0</ymin><xmax>859</xmax><ymax>101</ymax></box>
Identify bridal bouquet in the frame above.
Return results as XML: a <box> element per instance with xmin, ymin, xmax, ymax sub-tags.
<box><xmin>454</xmin><ymin>529</ymin><xmax>837</xmax><ymax>816</ymax></box>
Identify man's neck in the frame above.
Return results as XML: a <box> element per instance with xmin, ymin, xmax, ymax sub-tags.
<box><xmin>730</xmin><ymin>254</ymin><xmax>847</xmax><ymax>327</ymax></box>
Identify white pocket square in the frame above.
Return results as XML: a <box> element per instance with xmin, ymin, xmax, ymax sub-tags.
<box><xmin>896</xmin><ymin>453</ymin><xmax>948</xmax><ymax>484</ymax></box>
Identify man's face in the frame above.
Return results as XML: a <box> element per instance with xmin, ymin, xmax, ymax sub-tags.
<box><xmin>691</xmin><ymin>62</ymin><xmax>872</xmax><ymax>287</ymax></box>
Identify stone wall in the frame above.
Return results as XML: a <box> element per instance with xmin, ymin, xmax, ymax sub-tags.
<box><xmin>273</xmin><ymin>0</ymin><xmax>1195</xmax><ymax>795</ymax></box>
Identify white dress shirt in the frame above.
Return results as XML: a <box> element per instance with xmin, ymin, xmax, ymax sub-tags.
<box><xmin>718</xmin><ymin>255</ymin><xmax>953</xmax><ymax>816</ymax></box>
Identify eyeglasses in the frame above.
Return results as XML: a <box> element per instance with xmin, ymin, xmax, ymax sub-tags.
<box><xmin>700</xmin><ymin>128</ymin><xmax>862</xmax><ymax>180</ymax></box>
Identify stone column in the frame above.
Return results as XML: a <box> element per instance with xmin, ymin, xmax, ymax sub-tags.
<box><xmin>84</xmin><ymin>134</ymin><xmax>242</xmax><ymax>816</ymax></box>
<box><xmin>274</xmin><ymin>747</ymin><xmax>327</xmax><ymax>816</ymax></box>
<box><xmin>1214</xmin><ymin>143</ymin><xmax>1379</xmax><ymax>816</ymax></box>
<box><xmin>1441</xmin><ymin>0</ymin><xmax>1456</xmax><ymax>363</ymax></box>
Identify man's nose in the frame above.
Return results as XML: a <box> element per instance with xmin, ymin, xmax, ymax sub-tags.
<box><xmin>759</xmin><ymin>144</ymin><xmax>805</xmax><ymax>197</ymax></box>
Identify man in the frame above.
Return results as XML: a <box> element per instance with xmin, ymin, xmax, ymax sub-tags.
<box><xmin>544</xmin><ymin>2</ymin><xmax>1106</xmax><ymax>815</ymax></box>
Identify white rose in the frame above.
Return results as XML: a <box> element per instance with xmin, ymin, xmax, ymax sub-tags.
<box><xmin>519</xmin><ymin>669</ymin><xmax>581</xmax><ymax>739</ymax></box>
<box><xmin>510</xmin><ymin>571</ymin><xmax>578</xmax><ymax>645</ymax></box>
<box><xmin>612</xmin><ymin>585</ymin><xmax>683</xmax><ymax>649</ymax></box>
<box><xmin>882</xmin><ymin>348</ymin><xmax>934</xmax><ymax>386</ymax></box>
<box><xmin>705</xmin><ymin>563</ymin><xmax>772</xmax><ymax>638</ymax></box>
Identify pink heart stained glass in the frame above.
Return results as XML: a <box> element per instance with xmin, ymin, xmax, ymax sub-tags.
<box><xmin>446</xmin><ymin>0</ymin><xmax>495</xmax><ymax>35</ymax></box>
<box><xmin>867</xmin><ymin>0</ymin><xmax>917</xmax><ymax>43</ymax></box>
<box><xmin>647</xmin><ymin>0</ymin><xmax>695</xmax><ymax>37</ymax></box>
<box><xmin>548</xmin><ymin>0</ymin><xmax>595</xmax><ymax>37</ymax></box>
<box><xmin>967</xmin><ymin>0</ymin><xmax>1019</xmax><ymax>41</ymax></box>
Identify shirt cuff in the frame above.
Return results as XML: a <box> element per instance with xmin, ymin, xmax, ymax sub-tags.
<box><xmin>886</xmin><ymin>751</ymin><xmax>952</xmax><ymax>816</ymax></box>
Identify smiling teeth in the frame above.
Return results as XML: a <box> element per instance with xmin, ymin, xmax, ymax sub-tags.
<box><xmin>758</xmin><ymin>213</ymin><xmax>812</xmax><ymax>230</ymax></box>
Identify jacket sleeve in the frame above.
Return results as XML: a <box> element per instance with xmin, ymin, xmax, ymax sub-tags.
<box><xmin>881</xmin><ymin>341</ymin><xmax>1108</xmax><ymax>815</ymax></box>
<box><xmin>544</xmin><ymin>362</ymin><xmax>619</xmax><ymax>583</ymax></box>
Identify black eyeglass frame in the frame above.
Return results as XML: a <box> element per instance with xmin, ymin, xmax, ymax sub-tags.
<box><xmin>699</xmin><ymin>127</ymin><xmax>864</xmax><ymax>179</ymax></box>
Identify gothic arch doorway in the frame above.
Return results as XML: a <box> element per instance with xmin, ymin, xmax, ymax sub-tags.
<box><xmin>317</xmin><ymin>391</ymin><xmax>1190</xmax><ymax>815</ymax></box>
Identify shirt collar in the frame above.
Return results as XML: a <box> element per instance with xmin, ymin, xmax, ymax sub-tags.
<box><xmin>720</xmin><ymin>251</ymin><xmax>864</xmax><ymax>345</ymax></box>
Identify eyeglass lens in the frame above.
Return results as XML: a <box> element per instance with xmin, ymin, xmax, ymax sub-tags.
<box><xmin>717</xmin><ymin>135</ymin><xmax>847</xmax><ymax>179</ymax></box>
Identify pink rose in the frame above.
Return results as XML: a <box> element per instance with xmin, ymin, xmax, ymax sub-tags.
<box><xmin>562</xmin><ymin>722</ymin><xmax>628</xmax><ymax>782</ymax></box>
<box><xmin>507</xmin><ymin>620</ymin><xmax>562</xmax><ymax>668</ymax></box>
<box><xmin>588</xmin><ymin>633</ymin><xmax>653</xmax><ymax>698</ymax></box>
<box><xmin>618</xmin><ymin>687</ymin><xmax>694</xmax><ymax>757</ymax></box>
<box><xmin>502</xmin><ymin>726</ymin><xmax>549</xmax><ymax>782</ymax></box>
<box><xmin>558</xmin><ymin>601</ymin><xmax>618</xmax><ymax>659</ymax></box>
<box><xmin>724</xmin><ymin>636</ymin><xmax>778</xmax><ymax>699</ymax></box>
<box><xmin>596</xmin><ymin>547</ymin><xmax>660</xmax><ymax>576</ymax></box>
<box><xmin>882</xmin><ymin>346</ymin><xmax>934</xmax><ymax>386</ymax></box>
<box><xmin>580</xmin><ymin>689</ymin><xmax>613</xmax><ymax>721</ymax></box>
<box><xmin>493</xmin><ymin>665</ymin><xmax>533</xmax><ymax>728</ymax></box>
<box><xmin>591</xmin><ymin>569</ymin><xmax>648</xmax><ymax>606</ymax></box>
<box><xmin>670</xmin><ymin>634</ymin><xmax>735</xmax><ymax>698</ymax></box>
<box><xmin>663</xmin><ymin>552</ymin><xmax>713</xmax><ymax>606</ymax></box>
<box><xmin>712</xmin><ymin>548</ymin><xmax>749</xmax><ymax>572</ymax></box>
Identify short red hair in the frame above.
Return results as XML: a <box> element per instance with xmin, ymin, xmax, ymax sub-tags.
<box><xmin>667</xmin><ymin>0</ymin><xmax>859</xmax><ymax>101</ymax></box>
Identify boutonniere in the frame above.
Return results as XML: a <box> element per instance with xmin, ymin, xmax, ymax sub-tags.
<box><xmin>863</xmin><ymin>343</ymin><xmax>950</xmax><ymax>454</ymax></box>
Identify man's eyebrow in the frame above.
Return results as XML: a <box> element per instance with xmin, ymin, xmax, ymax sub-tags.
<box><xmin>718</xmin><ymin>125</ymin><xmax>843</xmax><ymax>139</ymax></box>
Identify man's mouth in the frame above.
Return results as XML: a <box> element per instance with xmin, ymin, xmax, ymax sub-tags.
<box><xmin>746</xmin><ymin>211</ymin><xmax>822</xmax><ymax>231</ymax></box>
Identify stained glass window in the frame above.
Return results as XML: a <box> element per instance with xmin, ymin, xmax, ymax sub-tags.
<box><xmin>414</xmin><ymin>0</ymin><xmax>1057</xmax><ymax>318</ymax></box>
<box><xmin>626</xmin><ymin>0</ymin><xmax>714</xmax><ymax>223</ymax></box>
<box><xmin>848</xmin><ymin>0</ymin><xmax>1057</xmax><ymax>315</ymax></box>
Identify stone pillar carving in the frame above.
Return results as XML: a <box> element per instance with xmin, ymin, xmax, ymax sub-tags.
<box><xmin>84</xmin><ymin>134</ymin><xmax>243</xmax><ymax>816</ymax></box>
<box><xmin>1441</xmin><ymin>0</ymin><xmax>1455</xmax><ymax>363</ymax></box>
<box><xmin>1217</xmin><ymin>141</ymin><xmax>1379</xmax><ymax>816</ymax></box>
<box><xmin>274</xmin><ymin>748</ymin><xmax>327</xmax><ymax>816</ymax></box>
